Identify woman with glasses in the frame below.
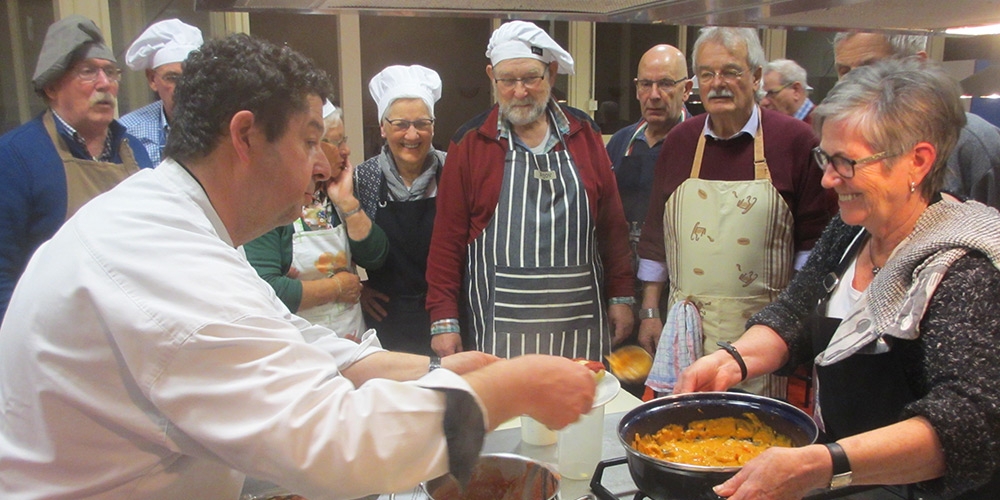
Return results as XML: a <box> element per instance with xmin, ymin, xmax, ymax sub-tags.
<box><xmin>354</xmin><ymin>65</ymin><xmax>446</xmax><ymax>355</ymax></box>
<box><xmin>676</xmin><ymin>58</ymin><xmax>1000</xmax><ymax>499</ymax></box>
<box><xmin>245</xmin><ymin>101</ymin><xmax>388</xmax><ymax>341</ymax></box>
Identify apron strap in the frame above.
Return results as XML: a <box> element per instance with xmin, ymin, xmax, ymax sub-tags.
<box><xmin>43</xmin><ymin>110</ymin><xmax>79</xmax><ymax>162</ymax></box>
<box><xmin>690</xmin><ymin>116</ymin><xmax>769</xmax><ymax>180</ymax></box>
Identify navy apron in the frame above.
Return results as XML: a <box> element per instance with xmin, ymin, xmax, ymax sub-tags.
<box><xmin>363</xmin><ymin>174</ymin><xmax>436</xmax><ymax>356</ymax></box>
<box><xmin>464</xmin><ymin>112</ymin><xmax>609</xmax><ymax>360</ymax></box>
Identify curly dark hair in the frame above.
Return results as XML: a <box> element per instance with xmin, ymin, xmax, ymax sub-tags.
<box><xmin>164</xmin><ymin>34</ymin><xmax>333</xmax><ymax>162</ymax></box>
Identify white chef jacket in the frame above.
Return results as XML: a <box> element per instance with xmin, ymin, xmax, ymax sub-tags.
<box><xmin>0</xmin><ymin>159</ymin><xmax>486</xmax><ymax>500</ymax></box>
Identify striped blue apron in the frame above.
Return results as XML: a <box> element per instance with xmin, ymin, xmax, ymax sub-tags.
<box><xmin>464</xmin><ymin>115</ymin><xmax>609</xmax><ymax>360</ymax></box>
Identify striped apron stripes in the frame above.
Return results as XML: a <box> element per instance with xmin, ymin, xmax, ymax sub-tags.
<box><xmin>464</xmin><ymin>117</ymin><xmax>609</xmax><ymax>360</ymax></box>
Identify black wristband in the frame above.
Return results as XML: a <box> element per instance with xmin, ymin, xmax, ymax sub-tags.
<box><xmin>825</xmin><ymin>442</ymin><xmax>853</xmax><ymax>489</ymax></box>
<box><xmin>716</xmin><ymin>341</ymin><xmax>748</xmax><ymax>382</ymax></box>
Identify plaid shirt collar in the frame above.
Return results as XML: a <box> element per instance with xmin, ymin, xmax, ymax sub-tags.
<box><xmin>794</xmin><ymin>98</ymin><xmax>815</xmax><ymax>121</ymax></box>
<box><xmin>51</xmin><ymin>109</ymin><xmax>115</xmax><ymax>162</ymax></box>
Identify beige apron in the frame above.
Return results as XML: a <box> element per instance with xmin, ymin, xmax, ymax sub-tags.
<box><xmin>662</xmin><ymin>120</ymin><xmax>793</xmax><ymax>398</ymax></box>
<box><xmin>43</xmin><ymin>110</ymin><xmax>140</xmax><ymax>219</ymax></box>
<box><xmin>290</xmin><ymin>216</ymin><xmax>365</xmax><ymax>341</ymax></box>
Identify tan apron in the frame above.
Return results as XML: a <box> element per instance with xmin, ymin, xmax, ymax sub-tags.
<box><xmin>663</xmin><ymin>120</ymin><xmax>793</xmax><ymax>398</ymax></box>
<box><xmin>43</xmin><ymin>110</ymin><xmax>140</xmax><ymax>219</ymax></box>
<box><xmin>290</xmin><ymin>216</ymin><xmax>365</xmax><ymax>341</ymax></box>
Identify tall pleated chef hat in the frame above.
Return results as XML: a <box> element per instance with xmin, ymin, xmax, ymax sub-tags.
<box><xmin>486</xmin><ymin>20</ymin><xmax>574</xmax><ymax>75</ymax></box>
<box><xmin>32</xmin><ymin>15</ymin><xmax>116</xmax><ymax>92</ymax></box>
<box><xmin>125</xmin><ymin>19</ymin><xmax>203</xmax><ymax>71</ymax></box>
<box><xmin>368</xmin><ymin>64</ymin><xmax>442</xmax><ymax>122</ymax></box>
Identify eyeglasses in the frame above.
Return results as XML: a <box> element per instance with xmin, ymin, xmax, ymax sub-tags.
<box><xmin>384</xmin><ymin>118</ymin><xmax>434</xmax><ymax>133</ymax></box>
<box><xmin>75</xmin><ymin>64</ymin><xmax>122</xmax><ymax>83</ymax></box>
<box><xmin>494</xmin><ymin>72</ymin><xmax>546</xmax><ymax>91</ymax></box>
<box><xmin>156</xmin><ymin>72</ymin><xmax>181</xmax><ymax>85</ymax></box>
<box><xmin>812</xmin><ymin>147</ymin><xmax>896</xmax><ymax>179</ymax></box>
<box><xmin>323</xmin><ymin>136</ymin><xmax>349</xmax><ymax>147</ymax></box>
<box><xmin>762</xmin><ymin>82</ymin><xmax>793</xmax><ymax>99</ymax></box>
<box><xmin>696</xmin><ymin>68</ymin><xmax>745</xmax><ymax>85</ymax></box>
<box><xmin>634</xmin><ymin>77</ymin><xmax>689</xmax><ymax>93</ymax></box>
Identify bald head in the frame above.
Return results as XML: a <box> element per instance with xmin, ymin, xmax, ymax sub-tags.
<box><xmin>635</xmin><ymin>44</ymin><xmax>691</xmax><ymax>138</ymax></box>
<box><xmin>638</xmin><ymin>44</ymin><xmax>688</xmax><ymax>78</ymax></box>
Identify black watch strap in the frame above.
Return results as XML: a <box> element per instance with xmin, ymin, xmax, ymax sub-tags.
<box><xmin>825</xmin><ymin>442</ymin><xmax>853</xmax><ymax>489</ymax></box>
<box><xmin>429</xmin><ymin>355</ymin><xmax>442</xmax><ymax>372</ymax></box>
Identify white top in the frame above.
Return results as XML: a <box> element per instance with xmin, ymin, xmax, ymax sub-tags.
<box><xmin>0</xmin><ymin>159</ymin><xmax>482</xmax><ymax>500</ymax></box>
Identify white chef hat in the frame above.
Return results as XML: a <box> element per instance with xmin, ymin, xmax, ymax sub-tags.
<box><xmin>368</xmin><ymin>64</ymin><xmax>442</xmax><ymax>122</ymax></box>
<box><xmin>125</xmin><ymin>19</ymin><xmax>203</xmax><ymax>71</ymax></box>
<box><xmin>322</xmin><ymin>99</ymin><xmax>338</xmax><ymax>119</ymax></box>
<box><xmin>486</xmin><ymin>21</ymin><xmax>574</xmax><ymax>75</ymax></box>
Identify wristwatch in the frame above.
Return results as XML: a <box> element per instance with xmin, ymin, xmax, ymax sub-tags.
<box><xmin>429</xmin><ymin>355</ymin><xmax>442</xmax><ymax>373</ymax></box>
<box><xmin>825</xmin><ymin>442</ymin><xmax>853</xmax><ymax>489</ymax></box>
<box><xmin>639</xmin><ymin>308</ymin><xmax>660</xmax><ymax>320</ymax></box>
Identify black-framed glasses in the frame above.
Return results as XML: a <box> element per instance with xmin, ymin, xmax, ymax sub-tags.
<box><xmin>75</xmin><ymin>64</ymin><xmax>122</xmax><ymax>83</ymax></box>
<box><xmin>812</xmin><ymin>147</ymin><xmax>896</xmax><ymax>178</ymax></box>
<box><xmin>696</xmin><ymin>67</ymin><xmax>745</xmax><ymax>85</ymax></box>
<box><xmin>494</xmin><ymin>72</ymin><xmax>546</xmax><ymax>91</ymax></box>
<box><xmin>634</xmin><ymin>77</ymin><xmax>689</xmax><ymax>93</ymax></box>
<box><xmin>384</xmin><ymin>118</ymin><xmax>434</xmax><ymax>133</ymax></box>
<box><xmin>762</xmin><ymin>81</ymin><xmax>793</xmax><ymax>99</ymax></box>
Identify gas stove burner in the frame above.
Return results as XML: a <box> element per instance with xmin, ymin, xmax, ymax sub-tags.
<box><xmin>589</xmin><ymin>457</ymin><xmax>641</xmax><ymax>500</ymax></box>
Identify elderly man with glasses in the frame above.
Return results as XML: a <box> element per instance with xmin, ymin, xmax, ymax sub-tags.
<box><xmin>0</xmin><ymin>15</ymin><xmax>152</xmax><ymax>324</ymax></box>
<box><xmin>426</xmin><ymin>21</ymin><xmax>634</xmax><ymax>363</ymax></box>
<box><xmin>760</xmin><ymin>58</ymin><xmax>815</xmax><ymax>125</ymax></box>
<box><xmin>636</xmin><ymin>27</ymin><xmax>837</xmax><ymax>399</ymax></box>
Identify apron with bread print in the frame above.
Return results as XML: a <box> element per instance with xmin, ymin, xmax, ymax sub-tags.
<box><xmin>290</xmin><ymin>216</ymin><xmax>365</xmax><ymax>342</ymax></box>
<box><xmin>663</xmin><ymin>121</ymin><xmax>792</xmax><ymax>397</ymax></box>
<box><xmin>43</xmin><ymin>110</ymin><xmax>140</xmax><ymax>219</ymax></box>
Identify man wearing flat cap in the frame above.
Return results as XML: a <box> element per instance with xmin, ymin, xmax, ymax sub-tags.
<box><xmin>120</xmin><ymin>19</ymin><xmax>203</xmax><ymax>166</ymax></box>
<box><xmin>426</xmin><ymin>21</ymin><xmax>634</xmax><ymax>362</ymax></box>
<box><xmin>0</xmin><ymin>15</ymin><xmax>152</xmax><ymax>324</ymax></box>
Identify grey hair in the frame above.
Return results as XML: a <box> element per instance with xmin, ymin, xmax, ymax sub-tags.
<box><xmin>832</xmin><ymin>32</ymin><xmax>928</xmax><ymax>58</ymax></box>
<box><xmin>692</xmin><ymin>27</ymin><xmax>766</xmax><ymax>74</ymax></box>
<box><xmin>765</xmin><ymin>59</ymin><xmax>808</xmax><ymax>87</ymax></box>
<box><xmin>813</xmin><ymin>57</ymin><xmax>966</xmax><ymax>200</ymax></box>
<box><xmin>324</xmin><ymin>105</ymin><xmax>344</xmax><ymax>131</ymax></box>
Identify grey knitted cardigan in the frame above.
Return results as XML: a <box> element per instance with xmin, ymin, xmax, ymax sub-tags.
<box><xmin>748</xmin><ymin>214</ymin><xmax>1000</xmax><ymax>498</ymax></box>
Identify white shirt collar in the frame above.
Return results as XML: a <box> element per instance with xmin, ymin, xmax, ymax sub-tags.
<box><xmin>702</xmin><ymin>105</ymin><xmax>760</xmax><ymax>140</ymax></box>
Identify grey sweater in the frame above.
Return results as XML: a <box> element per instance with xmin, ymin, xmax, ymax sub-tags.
<box><xmin>748</xmin><ymin>215</ymin><xmax>1000</xmax><ymax>498</ymax></box>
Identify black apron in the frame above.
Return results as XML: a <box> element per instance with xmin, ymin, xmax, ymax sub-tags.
<box><xmin>807</xmin><ymin>228</ymin><xmax>998</xmax><ymax>499</ymax></box>
<box><xmin>362</xmin><ymin>174</ymin><xmax>436</xmax><ymax>356</ymax></box>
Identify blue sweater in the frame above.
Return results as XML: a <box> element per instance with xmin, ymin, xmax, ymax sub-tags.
<box><xmin>0</xmin><ymin>113</ymin><xmax>152</xmax><ymax>323</ymax></box>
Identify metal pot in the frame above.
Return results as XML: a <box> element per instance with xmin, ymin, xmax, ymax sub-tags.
<box><xmin>422</xmin><ymin>453</ymin><xmax>559</xmax><ymax>500</ymax></box>
<box><xmin>617</xmin><ymin>392</ymin><xmax>818</xmax><ymax>500</ymax></box>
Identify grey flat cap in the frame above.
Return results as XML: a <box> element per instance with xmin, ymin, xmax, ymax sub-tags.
<box><xmin>32</xmin><ymin>15</ymin><xmax>116</xmax><ymax>92</ymax></box>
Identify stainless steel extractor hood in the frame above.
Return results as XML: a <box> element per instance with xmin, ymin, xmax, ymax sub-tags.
<box><xmin>195</xmin><ymin>0</ymin><xmax>1000</xmax><ymax>34</ymax></box>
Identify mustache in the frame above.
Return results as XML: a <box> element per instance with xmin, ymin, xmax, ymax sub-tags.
<box><xmin>90</xmin><ymin>92</ymin><xmax>117</xmax><ymax>106</ymax></box>
<box><xmin>706</xmin><ymin>89</ymin><xmax>734</xmax><ymax>99</ymax></box>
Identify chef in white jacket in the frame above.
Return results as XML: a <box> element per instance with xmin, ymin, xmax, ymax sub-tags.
<box><xmin>0</xmin><ymin>34</ymin><xmax>596</xmax><ymax>500</ymax></box>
